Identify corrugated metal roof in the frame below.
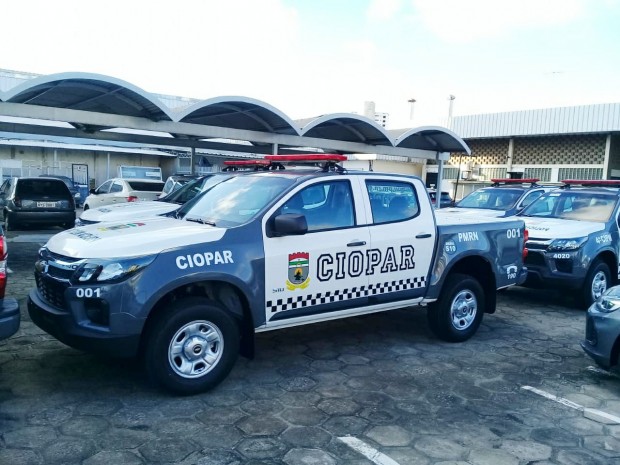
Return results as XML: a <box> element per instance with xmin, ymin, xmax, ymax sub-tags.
<box><xmin>452</xmin><ymin>103</ymin><xmax>620</xmax><ymax>138</ymax></box>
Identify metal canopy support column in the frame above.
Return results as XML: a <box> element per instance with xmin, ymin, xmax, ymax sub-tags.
<box><xmin>273</xmin><ymin>143</ymin><xmax>278</xmax><ymax>155</ymax></box>
<box><xmin>435</xmin><ymin>152</ymin><xmax>445</xmax><ymax>209</ymax></box>
<box><xmin>191</xmin><ymin>147</ymin><xmax>196</xmax><ymax>174</ymax></box>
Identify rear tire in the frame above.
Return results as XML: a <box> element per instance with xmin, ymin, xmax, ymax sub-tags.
<box><xmin>144</xmin><ymin>297</ymin><xmax>240</xmax><ymax>395</ymax></box>
<box><xmin>580</xmin><ymin>259</ymin><xmax>610</xmax><ymax>309</ymax></box>
<box><xmin>427</xmin><ymin>273</ymin><xmax>485</xmax><ymax>342</ymax></box>
<box><xmin>4</xmin><ymin>212</ymin><xmax>16</xmax><ymax>231</ymax></box>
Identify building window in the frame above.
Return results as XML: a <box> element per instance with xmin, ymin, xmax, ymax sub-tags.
<box><xmin>557</xmin><ymin>167</ymin><xmax>603</xmax><ymax>181</ymax></box>
<box><xmin>524</xmin><ymin>168</ymin><xmax>552</xmax><ymax>182</ymax></box>
<box><xmin>442</xmin><ymin>167</ymin><xmax>460</xmax><ymax>180</ymax></box>
<box><xmin>478</xmin><ymin>167</ymin><xmax>507</xmax><ymax>180</ymax></box>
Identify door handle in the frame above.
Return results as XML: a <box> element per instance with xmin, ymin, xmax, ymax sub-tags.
<box><xmin>347</xmin><ymin>241</ymin><xmax>367</xmax><ymax>247</ymax></box>
<box><xmin>416</xmin><ymin>233</ymin><xmax>432</xmax><ymax>239</ymax></box>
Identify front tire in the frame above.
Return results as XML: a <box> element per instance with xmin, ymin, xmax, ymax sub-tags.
<box><xmin>144</xmin><ymin>297</ymin><xmax>240</xmax><ymax>395</ymax></box>
<box><xmin>580</xmin><ymin>259</ymin><xmax>610</xmax><ymax>309</ymax></box>
<box><xmin>427</xmin><ymin>273</ymin><xmax>485</xmax><ymax>342</ymax></box>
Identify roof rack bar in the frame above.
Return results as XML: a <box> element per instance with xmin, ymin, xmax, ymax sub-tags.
<box><xmin>265</xmin><ymin>154</ymin><xmax>348</xmax><ymax>173</ymax></box>
<box><xmin>222</xmin><ymin>159</ymin><xmax>285</xmax><ymax>171</ymax></box>
<box><xmin>490</xmin><ymin>178</ymin><xmax>539</xmax><ymax>187</ymax></box>
<box><xmin>561</xmin><ymin>179</ymin><xmax>620</xmax><ymax>188</ymax></box>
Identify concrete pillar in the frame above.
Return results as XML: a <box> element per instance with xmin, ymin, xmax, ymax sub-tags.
<box><xmin>603</xmin><ymin>134</ymin><xmax>611</xmax><ymax>179</ymax></box>
<box><xmin>506</xmin><ymin>138</ymin><xmax>514</xmax><ymax>174</ymax></box>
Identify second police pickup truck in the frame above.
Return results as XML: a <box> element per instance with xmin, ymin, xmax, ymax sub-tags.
<box><xmin>520</xmin><ymin>180</ymin><xmax>620</xmax><ymax>307</ymax></box>
<box><xmin>28</xmin><ymin>155</ymin><xmax>528</xmax><ymax>394</ymax></box>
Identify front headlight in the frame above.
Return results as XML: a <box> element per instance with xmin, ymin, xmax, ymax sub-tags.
<box><xmin>596</xmin><ymin>287</ymin><xmax>620</xmax><ymax>313</ymax></box>
<box><xmin>72</xmin><ymin>255</ymin><xmax>156</xmax><ymax>284</ymax></box>
<box><xmin>548</xmin><ymin>237</ymin><xmax>588</xmax><ymax>251</ymax></box>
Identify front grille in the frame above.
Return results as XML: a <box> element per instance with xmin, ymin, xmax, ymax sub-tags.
<box><xmin>47</xmin><ymin>265</ymin><xmax>75</xmax><ymax>280</ymax></box>
<box><xmin>35</xmin><ymin>273</ymin><xmax>69</xmax><ymax>309</ymax></box>
<box><xmin>525</xmin><ymin>251</ymin><xmax>546</xmax><ymax>267</ymax></box>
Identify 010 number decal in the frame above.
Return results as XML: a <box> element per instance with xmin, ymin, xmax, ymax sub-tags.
<box><xmin>76</xmin><ymin>288</ymin><xmax>101</xmax><ymax>298</ymax></box>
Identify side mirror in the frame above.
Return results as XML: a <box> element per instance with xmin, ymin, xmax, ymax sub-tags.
<box><xmin>272</xmin><ymin>214</ymin><xmax>308</xmax><ymax>236</ymax></box>
<box><xmin>89</xmin><ymin>189</ymin><xmax>96</xmax><ymax>195</ymax></box>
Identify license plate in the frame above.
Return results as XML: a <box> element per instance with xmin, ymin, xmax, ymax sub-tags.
<box><xmin>37</xmin><ymin>202</ymin><xmax>57</xmax><ymax>208</ymax></box>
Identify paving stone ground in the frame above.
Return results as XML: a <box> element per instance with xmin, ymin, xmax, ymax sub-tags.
<box><xmin>2</xmin><ymin>227</ymin><xmax>620</xmax><ymax>464</ymax></box>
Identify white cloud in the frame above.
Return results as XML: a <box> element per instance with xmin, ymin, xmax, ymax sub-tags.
<box><xmin>366</xmin><ymin>0</ymin><xmax>404</xmax><ymax>21</ymax></box>
<box><xmin>411</xmin><ymin>0</ymin><xmax>586</xmax><ymax>42</ymax></box>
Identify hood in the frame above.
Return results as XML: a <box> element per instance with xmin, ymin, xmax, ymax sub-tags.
<box><xmin>46</xmin><ymin>217</ymin><xmax>226</xmax><ymax>258</ymax></box>
<box><xmin>80</xmin><ymin>201</ymin><xmax>178</xmax><ymax>222</ymax></box>
<box><xmin>523</xmin><ymin>217</ymin><xmax>605</xmax><ymax>239</ymax></box>
<box><xmin>440</xmin><ymin>207</ymin><xmax>506</xmax><ymax>218</ymax></box>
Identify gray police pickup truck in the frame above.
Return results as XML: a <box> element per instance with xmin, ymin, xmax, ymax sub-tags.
<box><xmin>28</xmin><ymin>155</ymin><xmax>528</xmax><ymax>394</ymax></box>
<box><xmin>520</xmin><ymin>180</ymin><xmax>620</xmax><ymax>307</ymax></box>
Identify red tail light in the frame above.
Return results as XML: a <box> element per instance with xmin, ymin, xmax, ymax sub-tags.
<box><xmin>523</xmin><ymin>229</ymin><xmax>529</xmax><ymax>260</ymax></box>
<box><xmin>0</xmin><ymin>235</ymin><xmax>7</xmax><ymax>298</ymax></box>
<box><xmin>127</xmin><ymin>196</ymin><xmax>138</xmax><ymax>202</ymax></box>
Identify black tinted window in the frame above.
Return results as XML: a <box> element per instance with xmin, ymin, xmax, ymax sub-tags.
<box><xmin>16</xmin><ymin>179</ymin><xmax>69</xmax><ymax>197</ymax></box>
<box><xmin>127</xmin><ymin>181</ymin><xmax>165</xmax><ymax>192</ymax></box>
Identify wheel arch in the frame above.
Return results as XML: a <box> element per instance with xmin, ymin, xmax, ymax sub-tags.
<box><xmin>139</xmin><ymin>279</ymin><xmax>256</xmax><ymax>359</ymax></box>
<box><xmin>445</xmin><ymin>256</ymin><xmax>497</xmax><ymax>314</ymax></box>
<box><xmin>594</xmin><ymin>250</ymin><xmax>618</xmax><ymax>286</ymax></box>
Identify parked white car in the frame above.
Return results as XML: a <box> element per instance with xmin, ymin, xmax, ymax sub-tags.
<box><xmin>76</xmin><ymin>174</ymin><xmax>233</xmax><ymax>225</ymax></box>
<box><xmin>83</xmin><ymin>178</ymin><xmax>165</xmax><ymax>210</ymax></box>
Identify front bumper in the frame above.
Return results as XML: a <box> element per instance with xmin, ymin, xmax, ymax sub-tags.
<box><xmin>581</xmin><ymin>307</ymin><xmax>620</xmax><ymax>369</ymax></box>
<box><xmin>0</xmin><ymin>297</ymin><xmax>20</xmax><ymax>340</ymax></box>
<box><xmin>522</xmin><ymin>249</ymin><xmax>585</xmax><ymax>290</ymax></box>
<box><xmin>28</xmin><ymin>286</ymin><xmax>141</xmax><ymax>358</ymax></box>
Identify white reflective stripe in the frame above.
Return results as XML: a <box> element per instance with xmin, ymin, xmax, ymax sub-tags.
<box><xmin>522</xmin><ymin>385</ymin><xmax>620</xmax><ymax>424</ymax></box>
<box><xmin>338</xmin><ymin>437</ymin><xmax>401</xmax><ymax>465</ymax></box>
<box><xmin>521</xmin><ymin>385</ymin><xmax>583</xmax><ymax>410</ymax></box>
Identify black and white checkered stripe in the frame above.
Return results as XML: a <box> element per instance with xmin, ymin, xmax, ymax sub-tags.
<box><xmin>267</xmin><ymin>276</ymin><xmax>426</xmax><ymax>314</ymax></box>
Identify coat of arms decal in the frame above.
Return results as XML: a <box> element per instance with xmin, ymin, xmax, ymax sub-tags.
<box><xmin>286</xmin><ymin>252</ymin><xmax>310</xmax><ymax>290</ymax></box>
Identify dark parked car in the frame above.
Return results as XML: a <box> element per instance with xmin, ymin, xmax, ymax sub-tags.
<box><xmin>40</xmin><ymin>174</ymin><xmax>82</xmax><ymax>207</ymax></box>
<box><xmin>428</xmin><ymin>189</ymin><xmax>454</xmax><ymax>208</ymax></box>
<box><xmin>0</xmin><ymin>177</ymin><xmax>76</xmax><ymax>230</ymax></box>
<box><xmin>0</xmin><ymin>225</ymin><xmax>19</xmax><ymax>341</ymax></box>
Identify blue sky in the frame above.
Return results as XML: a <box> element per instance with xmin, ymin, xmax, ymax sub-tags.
<box><xmin>2</xmin><ymin>0</ymin><xmax>620</xmax><ymax>129</ymax></box>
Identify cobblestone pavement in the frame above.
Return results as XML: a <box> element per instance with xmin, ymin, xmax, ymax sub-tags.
<box><xmin>2</xmin><ymin>228</ymin><xmax>620</xmax><ymax>465</ymax></box>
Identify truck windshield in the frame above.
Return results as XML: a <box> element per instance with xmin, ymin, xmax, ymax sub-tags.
<box><xmin>177</xmin><ymin>174</ymin><xmax>295</xmax><ymax>227</ymax></box>
<box><xmin>456</xmin><ymin>188</ymin><xmax>522</xmax><ymax>211</ymax></box>
<box><xmin>520</xmin><ymin>191</ymin><xmax>617</xmax><ymax>222</ymax></box>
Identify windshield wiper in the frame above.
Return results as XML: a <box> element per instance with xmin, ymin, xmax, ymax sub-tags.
<box><xmin>185</xmin><ymin>216</ymin><xmax>216</xmax><ymax>226</ymax></box>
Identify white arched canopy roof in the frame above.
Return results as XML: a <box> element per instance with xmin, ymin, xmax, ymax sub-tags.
<box><xmin>391</xmin><ymin>126</ymin><xmax>471</xmax><ymax>154</ymax></box>
<box><xmin>300</xmin><ymin>114</ymin><xmax>393</xmax><ymax>145</ymax></box>
<box><xmin>0</xmin><ymin>71</ymin><xmax>472</xmax><ymax>159</ymax></box>
<box><xmin>175</xmin><ymin>96</ymin><xmax>300</xmax><ymax>135</ymax></box>
<box><xmin>1</xmin><ymin>72</ymin><xmax>174</xmax><ymax>122</ymax></box>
